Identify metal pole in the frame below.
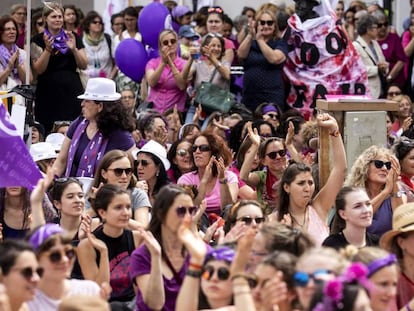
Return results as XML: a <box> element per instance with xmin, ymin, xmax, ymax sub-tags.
<box><xmin>25</xmin><ymin>0</ymin><xmax>31</xmax><ymax>85</ymax></box>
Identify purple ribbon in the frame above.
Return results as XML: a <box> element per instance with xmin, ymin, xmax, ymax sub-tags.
<box><xmin>204</xmin><ymin>246</ymin><xmax>235</xmax><ymax>264</ymax></box>
<box><xmin>367</xmin><ymin>254</ymin><xmax>397</xmax><ymax>277</ymax></box>
<box><xmin>29</xmin><ymin>224</ymin><xmax>64</xmax><ymax>251</ymax></box>
<box><xmin>262</xmin><ymin>105</ymin><xmax>277</xmax><ymax>114</ymax></box>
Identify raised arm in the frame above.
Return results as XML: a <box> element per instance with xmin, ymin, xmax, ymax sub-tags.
<box><xmin>31</xmin><ymin>34</ymin><xmax>54</xmax><ymax>75</ymax></box>
<box><xmin>238</xmin><ymin>21</ymin><xmax>255</xmax><ymax>60</ymax></box>
<box><xmin>29</xmin><ymin>171</ymin><xmax>54</xmax><ymax>229</ymax></box>
<box><xmin>239</xmin><ymin>122</ymin><xmax>261</xmax><ymax>187</ymax></box>
<box><xmin>66</xmin><ymin>31</ymin><xmax>87</xmax><ymax>70</ymax></box>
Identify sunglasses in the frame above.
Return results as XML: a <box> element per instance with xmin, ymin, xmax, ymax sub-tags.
<box><xmin>92</xmin><ymin>20</ymin><xmax>103</xmax><ymax>25</ymax></box>
<box><xmin>191</xmin><ymin>144</ymin><xmax>211</xmax><ymax>153</ymax></box>
<box><xmin>237</xmin><ymin>216</ymin><xmax>265</xmax><ymax>225</ymax></box>
<box><xmin>176</xmin><ymin>149</ymin><xmax>190</xmax><ymax>157</ymax></box>
<box><xmin>47</xmin><ymin>247</ymin><xmax>76</xmax><ymax>263</ymax></box>
<box><xmin>162</xmin><ymin>38</ymin><xmax>177</xmax><ymax>46</ymax></box>
<box><xmin>36</xmin><ymin>21</ymin><xmax>44</xmax><ymax>26</ymax></box>
<box><xmin>202</xmin><ymin>265</ymin><xmax>230</xmax><ymax>281</ymax></box>
<box><xmin>377</xmin><ymin>22</ymin><xmax>389</xmax><ymax>28</ymax></box>
<box><xmin>13</xmin><ymin>266</ymin><xmax>44</xmax><ymax>281</ymax></box>
<box><xmin>294</xmin><ymin>269</ymin><xmax>332</xmax><ymax>287</ymax></box>
<box><xmin>371</xmin><ymin>160</ymin><xmax>392</xmax><ymax>170</ymax></box>
<box><xmin>387</xmin><ymin>91</ymin><xmax>401</xmax><ymax>97</ymax></box>
<box><xmin>266</xmin><ymin>150</ymin><xmax>286</xmax><ymax>159</ymax></box>
<box><xmin>266</xmin><ymin>113</ymin><xmax>279</xmax><ymax>120</ymax></box>
<box><xmin>259</xmin><ymin>20</ymin><xmax>275</xmax><ymax>26</ymax></box>
<box><xmin>176</xmin><ymin>205</ymin><xmax>198</xmax><ymax>217</ymax></box>
<box><xmin>136</xmin><ymin>159</ymin><xmax>150</xmax><ymax>167</ymax></box>
<box><xmin>107</xmin><ymin>168</ymin><xmax>133</xmax><ymax>177</ymax></box>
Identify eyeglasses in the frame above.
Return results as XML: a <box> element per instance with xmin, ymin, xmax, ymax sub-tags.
<box><xmin>46</xmin><ymin>247</ymin><xmax>76</xmax><ymax>263</ymax></box>
<box><xmin>202</xmin><ymin>265</ymin><xmax>230</xmax><ymax>281</ymax></box>
<box><xmin>208</xmin><ymin>7</ymin><xmax>223</xmax><ymax>14</ymax></box>
<box><xmin>377</xmin><ymin>22</ymin><xmax>389</xmax><ymax>28</ymax></box>
<box><xmin>387</xmin><ymin>91</ymin><xmax>401</xmax><ymax>97</ymax></box>
<box><xmin>176</xmin><ymin>149</ymin><xmax>190</xmax><ymax>157</ymax></box>
<box><xmin>191</xmin><ymin>144</ymin><xmax>211</xmax><ymax>152</ymax></box>
<box><xmin>259</xmin><ymin>20</ymin><xmax>275</xmax><ymax>26</ymax></box>
<box><xmin>176</xmin><ymin>205</ymin><xmax>198</xmax><ymax>217</ymax></box>
<box><xmin>266</xmin><ymin>113</ymin><xmax>279</xmax><ymax>120</ymax></box>
<box><xmin>107</xmin><ymin>168</ymin><xmax>133</xmax><ymax>177</ymax></box>
<box><xmin>36</xmin><ymin>21</ymin><xmax>44</xmax><ymax>26</ymax></box>
<box><xmin>294</xmin><ymin>269</ymin><xmax>332</xmax><ymax>287</ymax></box>
<box><xmin>371</xmin><ymin>160</ymin><xmax>392</xmax><ymax>170</ymax></box>
<box><xmin>237</xmin><ymin>216</ymin><xmax>265</xmax><ymax>225</ymax></box>
<box><xmin>92</xmin><ymin>20</ymin><xmax>103</xmax><ymax>25</ymax></box>
<box><xmin>162</xmin><ymin>38</ymin><xmax>177</xmax><ymax>46</ymax></box>
<box><xmin>12</xmin><ymin>266</ymin><xmax>44</xmax><ymax>281</ymax></box>
<box><xmin>121</xmin><ymin>95</ymin><xmax>134</xmax><ymax>100</ymax></box>
<box><xmin>136</xmin><ymin>159</ymin><xmax>150</xmax><ymax>167</ymax></box>
<box><xmin>266</xmin><ymin>150</ymin><xmax>286</xmax><ymax>159</ymax></box>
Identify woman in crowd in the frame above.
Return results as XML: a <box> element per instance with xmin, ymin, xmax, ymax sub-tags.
<box><xmin>81</xmin><ymin>11</ymin><xmax>115</xmax><ymax>80</ymax></box>
<box><xmin>136</xmin><ymin>111</ymin><xmax>169</xmax><ymax>147</ymax></box>
<box><xmin>393</xmin><ymin>137</ymin><xmax>414</xmax><ymax>201</ymax></box>
<box><xmin>130</xmin><ymin>185</ymin><xmax>197</xmax><ymax>311</ymax></box>
<box><xmin>77</xmin><ymin>184</ymin><xmax>140</xmax><ymax>308</ymax></box>
<box><xmin>238</xmin><ymin>9</ymin><xmax>288</xmax><ymax>112</ymax></box>
<box><xmin>183</xmin><ymin>32</ymin><xmax>231</xmax><ymax>126</ymax></box>
<box><xmin>31</xmin><ymin>10</ymin><xmax>45</xmax><ymax>38</ymax></box>
<box><xmin>223</xmin><ymin>200</ymin><xmax>265</xmax><ymax>235</ymax></box>
<box><xmin>322</xmin><ymin>186</ymin><xmax>379</xmax><ymax>249</ymax></box>
<box><xmin>344</xmin><ymin>7</ymin><xmax>356</xmax><ymax>41</ymax></box>
<box><xmin>29</xmin><ymin>142</ymin><xmax>57</xmax><ymax>174</ymax></box>
<box><xmin>145</xmin><ymin>29</ymin><xmax>187</xmax><ymax>114</ymax></box>
<box><xmin>402</xmin><ymin>12</ymin><xmax>414</xmax><ymax>100</ymax></box>
<box><xmin>275</xmin><ymin>114</ymin><xmax>346</xmax><ymax>246</ymax></box>
<box><xmin>31</xmin><ymin>1</ymin><xmax>87</xmax><ymax>133</ymax></box>
<box><xmin>353</xmin><ymin>14</ymin><xmax>388</xmax><ymax>99</ymax></box>
<box><xmin>178</xmin><ymin>131</ymin><xmax>238</xmax><ymax>216</ymax></box>
<box><xmin>254</xmin><ymin>103</ymin><xmax>281</xmax><ymax>132</ymax></box>
<box><xmin>135</xmin><ymin>140</ymin><xmax>170</xmax><ymax>205</ymax></box>
<box><xmin>27</xmin><ymin>224</ymin><xmax>103</xmax><ymax>310</ymax></box>
<box><xmin>167</xmin><ymin>138</ymin><xmax>195</xmax><ymax>184</ymax></box>
<box><xmin>52</xmin><ymin>77</ymin><xmax>135</xmax><ymax>178</ymax></box>
<box><xmin>392</xmin><ymin>94</ymin><xmax>413</xmax><ymax>136</ymax></box>
<box><xmin>373</xmin><ymin>9</ymin><xmax>406</xmax><ymax>89</ymax></box>
<box><xmin>346</xmin><ymin>145</ymin><xmax>405</xmax><ymax>237</ymax></box>
<box><xmin>335</xmin><ymin>0</ymin><xmax>345</xmax><ymax>21</ymax></box>
<box><xmin>91</xmin><ymin>149</ymin><xmax>150</xmax><ymax>227</ymax></box>
<box><xmin>63</xmin><ymin>5</ymin><xmax>81</xmax><ymax>36</ymax></box>
<box><xmin>0</xmin><ymin>15</ymin><xmax>31</xmax><ymax>91</ymax></box>
<box><xmin>380</xmin><ymin>202</ymin><xmax>414</xmax><ymax>309</ymax></box>
<box><xmin>205</xmin><ymin>7</ymin><xmax>235</xmax><ymax>64</ymax></box>
<box><xmin>351</xmin><ymin>247</ymin><xmax>399</xmax><ymax>311</ymax></box>
<box><xmin>0</xmin><ymin>240</ymin><xmax>42</xmax><ymax>311</ymax></box>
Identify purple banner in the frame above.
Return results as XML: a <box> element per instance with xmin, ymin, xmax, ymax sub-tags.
<box><xmin>0</xmin><ymin>103</ymin><xmax>42</xmax><ymax>190</ymax></box>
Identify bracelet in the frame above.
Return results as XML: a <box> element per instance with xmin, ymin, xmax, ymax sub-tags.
<box><xmin>215</xmin><ymin>62</ymin><xmax>222</xmax><ymax>69</ymax></box>
<box><xmin>329</xmin><ymin>129</ymin><xmax>340</xmax><ymax>137</ymax></box>
<box><xmin>186</xmin><ymin>269</ymin><xmax>202</xmax><ymax>278</ymax></box>
<box><xmin>189</xmin><ymin>262</ymin><xmax>202</xmax><ymax>271</ymax></box>
<box><xmin>219</xmin><ymin>178</ymin><xmax>228</xmax><ymax>184</ymax></box>
<box><xmin>45</xmin><ymin>47</ymin><xmax>52</xmax><ymax>53</ymax></box>
<box><xmin>406</xmin><ymin>303</ymin><xmax>413</xmax><ymax>311</ymax></box>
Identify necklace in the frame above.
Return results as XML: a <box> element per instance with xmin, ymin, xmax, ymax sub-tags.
<box><xmin>290</xmin><ymin>207</ymin><xmax>308</xmax><ymax>228</ymax></box>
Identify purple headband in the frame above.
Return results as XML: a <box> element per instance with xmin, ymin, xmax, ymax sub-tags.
<box><xmin>204</xmin><ymin>246</ymin><xmax>235</xmax><ymax>264</ymax></box>
<box><xmin>29</xmin><ymin>224</ymin><xmax>64</xmax><ymax>251</ymax></box>
<box><xmin>262</xmin><ymin>105</ymin><xmax>277</xmax><ymax>114</ymax></box>
<box><xmin>367</xmin><ymin>254</ymin><xmax>397</xmax><ymax>277</ymax></box>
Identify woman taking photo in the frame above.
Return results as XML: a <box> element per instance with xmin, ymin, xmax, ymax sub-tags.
<box><xmin>238</xmin><ymin>9</ymin><xmax>287</xmax><ymax>112</ymax></box>
<box><xmin>52</xmin><ymin>77</ymin><xmax>135</xmax><ymax>178</ymax></box>
<box><xmin>178</xmin><ymin>131</ymin><xmax>238</xmax><ymax>216</ymax></box>
<box><xmin>393</xmin><ymin>137</ymin><xmax>414</xmax><ymax>202</ymax></box>
<box><xmin>31</xmin><ymin>1</ymin><xmax>87</xmax><ymax>133</ymax></box>
<box><xmin>322</xmin><ymin>186</ymin><xmax>379</xmax><ymax>250</ymax></box>
<box><xmin>145</xmin><ymin>29</ymin><xmax>187</xmax><ymax>114</ymax></box>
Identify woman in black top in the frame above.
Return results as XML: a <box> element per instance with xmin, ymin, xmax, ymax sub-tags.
<box><xmin>323</xmin><ymin>186</ymin><xmax>379</xmax><ymax>250</ymax></box>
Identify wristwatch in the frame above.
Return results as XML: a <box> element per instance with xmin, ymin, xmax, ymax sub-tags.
<box><xmin>219</xmin><ymin>178</ymin><xmax>228</xmax><ymax>184</ymax></box>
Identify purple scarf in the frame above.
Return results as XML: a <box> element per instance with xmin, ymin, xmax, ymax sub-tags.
<box><xmin>65</xmin><ymin>119</ymin><xmax>108</xmax><ymax>177</ymax></box>
<box><xmin>44</xmin><ymin>28</ymin><xmax>69</xmax><ymax>54</ymax></box>
<box><xmin>0</xmin><ymin>44</ymin><xmax>23</xmax><ymax>80</ymax></box>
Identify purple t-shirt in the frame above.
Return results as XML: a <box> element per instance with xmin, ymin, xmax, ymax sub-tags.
<box><xmin>130</xmin><ymin>244</ymin><xmax>189</xmax><ymax>311</ymax></box>
<box><xmin>66</xmin><ymin>117</ymin><xmax>134</xmax><ymax>177</ymax></box>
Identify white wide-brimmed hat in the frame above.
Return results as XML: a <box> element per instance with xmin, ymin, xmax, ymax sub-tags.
<box><xmin>77</xmin><ymin>77</ymin><xmax>121</xmax><ymax>101</ymax></box>
<box><xmin>30</xmin><ymin>142</ymin><xmax>57</xmax><ymax>162</ymax></box>
<box><xmin>45</xmin><ymin>133</ymin><xmax>65</xmax><ymax>152</ymax></box>
<box><xmin>136</xmin><ymin>140</ymin><xmax>171</xmax><ymax>170</ymax></box>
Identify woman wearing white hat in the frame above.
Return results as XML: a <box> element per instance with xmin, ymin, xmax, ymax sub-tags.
<box><xmin>52</xmin><ymin>77</ymin><xmax>136</xmax><ymax>179</ymax></box>
<box><xmin>30</xmin><ymin>142</ymin><xmax>57</xmax><ymax>174</ymax></box>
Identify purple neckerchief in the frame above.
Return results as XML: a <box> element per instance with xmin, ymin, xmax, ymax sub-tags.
<box><xmin>0</xmin><ymin>44</ymin><xmax>23</xmax><ymax>80</ymax></box>
<box><xmin>44</xmin><ymin>28</ymin><xmax>69</xmax><ymax>54</ymax></box>
<box><xmin>65</xmin><ymin>119</ymin><xmax>108</xmax><ymax>178</ymax></box>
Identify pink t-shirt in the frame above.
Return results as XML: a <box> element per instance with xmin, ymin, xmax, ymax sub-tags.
<box><xmin>177</xmin><ymin>170</ymin><xmax>238</xmax><ymax>214</ymax></box>
<box><xmin>145</xmin><ymin>57</ymin><xmax>187</xmax><ymax>113</ymax></box>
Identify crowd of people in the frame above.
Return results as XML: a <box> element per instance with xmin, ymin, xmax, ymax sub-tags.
<box><xmin>2</xmin><ymin>0</ymin><xmax>414</xmax><ymax>311</ymax></box>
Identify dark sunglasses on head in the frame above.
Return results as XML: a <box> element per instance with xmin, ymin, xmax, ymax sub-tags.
<box><xmin>377</xmin><ymin>22</ymin><xmax>389</xmax><ymax>28</ymax></box>
<box><xmin>237</xmin><ymin>216</ymin><xmax>265</xmax><ymax>225</ymax></box>
<box><xmin>107</xmin><ymin>167</ymin><xmax>133</xmax><ymax>177</ymax></box>
<box><xmin>176</xmin><ymin>149</ymin><xmax>190</xmax><ymax>157</ymax></box>
<box><xmin>371</xmin><ymin>160</ymin><xmax>391</xmax><ymax>170</ymax></box>
<box><xmin>136</xmin><ymin>159</ymin><xmax>150</xmax><ymax>167</ymax></box>
<box><xmin>162</xmin><ymin>38</ymin><xmax>177</xmax><ymax>46</ymax></box>
<box><xmin>294</xmin><ymin>269</ymin><xmax>331</xmax><ymax>287</ymax></box>
<box><xmin>259</xmin><ymin>20</ymin><xmax>275</xmax><ymax>26</ymax></box>
<box><xmin>176</xmin><ymin>206</ymin><xmax>198</xmax><ymax>217</ymax></box>
<box><xmin>54</xmin><ymin>177</ymin><xmax>80</xmax><ymax>184</ymax></box>
<box><xmin>47</xmin><ymin>247</ymin><xmax>76</xmax><ymax>263</ymax></box>
<box><xmin>266</xmin><ymin>150</ymin><xmax>286</xmax><ymax>159</ymax></box>
<box><xmin>16</xmin><ymin>266</ymin><xmax>44</xmax><ymax>281</ymax></box>
<box><xmin>202</xmin><ymin>265</ymin><xmax>230</xmax><ymax>281</ymax></box>
<box><xmin>191</xmin><ymin>144</ymin><xmax>211</xmax><ymax>153</ymax></box>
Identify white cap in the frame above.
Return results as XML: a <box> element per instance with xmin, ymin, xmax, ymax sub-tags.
<box><xmin>77</xmin><ymin>77</ymin><xmax>121</xmax><ymax>101</ymax></box>
<box><xmin>136</xmin><ymin>140</ymin><xmax>170</xmax><ymax>170</ymax></box>
<box><xmin>45</xmin><ymin>133</ymin><xmax>65</xmax><ymax>152</ymax></box>
<box><xmin>30</xmin><ymin>142</ymin><xmax>57</xmax><ymax>162</ymax></box>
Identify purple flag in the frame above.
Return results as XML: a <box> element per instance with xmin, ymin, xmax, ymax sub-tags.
<box><xmin>0</xmin><ymin>103</ymin><xmax>42</xmax><ymax>190</ymax></box>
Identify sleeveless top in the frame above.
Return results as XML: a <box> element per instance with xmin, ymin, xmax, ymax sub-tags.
<box><xmin>93</xmin><ymin>226</ymin><xmax>135</xmax><ymax>302</ymax></box>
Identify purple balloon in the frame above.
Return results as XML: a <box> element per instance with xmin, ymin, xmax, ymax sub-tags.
<box><xmin>115</xmin><ymin>39</ymin><xmax>147</xmax><ymax>82</ymax></box>
<box><xmin>138</xmin><ymin>2</ymin><xmax>171</xmax><ymax>49</ymax></box>
<box><xmin>147</xmin><ymin>47</ymin><xmax>159</xmax><ymax>60</ymax></box>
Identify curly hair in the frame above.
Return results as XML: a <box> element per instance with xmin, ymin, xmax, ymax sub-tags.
<box><xmin>82</xmin><ymin>10</ymin><xmax>103</xmax><ymax>34</ymax></box>
<box><xmin>345</xmin><ymin>145</ymin><xmax>393</xmax><ymax>190</ymax></box>
<box><xmin>96</xmin><ymin>100</ymin><xmax>135</xmax><ymax>137</ymax></box>
<box><xmin>137</xmin><ymin>111</ymin><xmax>167</xmax><ymax>140</ymax></box>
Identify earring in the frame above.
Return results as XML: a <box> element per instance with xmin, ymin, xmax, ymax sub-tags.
<box><xmin>156</xmin><ymin>171</ymin><xmax>159</xmax><ymax>177</ymax></box>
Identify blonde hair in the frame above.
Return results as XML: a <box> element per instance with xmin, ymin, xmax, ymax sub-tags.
<box><xmin>43</xmin><ymin>2</ymin><xmax>64</xmax><ymax>19</ymax></box>
<box><xmin>158</xmin><ymin>29</ymin><xmax>178</xmax><ymax>50</ymax></box>
<box><xmin>255</xmin><ymin>9</ymin><xmax>280</xmax><ymax>39</ymax></box>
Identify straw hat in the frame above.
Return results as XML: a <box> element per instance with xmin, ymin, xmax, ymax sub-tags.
<box><xmin>77</xmin><ymin>77</ymin><xmax>121</xmax><ymax>101</ymax></box>
<box><xmin>380</xmin><ymin>203</ymin><xmax>414</xmax><ymax>251</ymax></box>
